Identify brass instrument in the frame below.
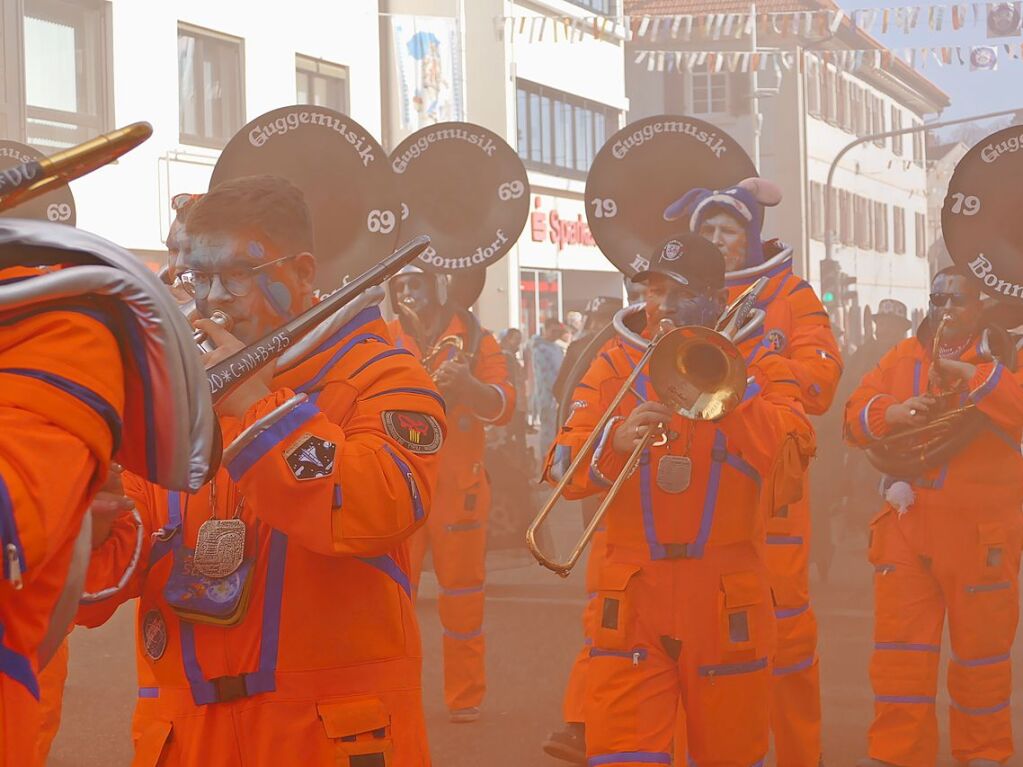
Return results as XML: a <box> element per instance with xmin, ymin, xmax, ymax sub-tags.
<box><xmin>869</xmin><ymin>123</ymin><xmax>1023</xmax><ymax>477</ymax></box>
<box><xmin>526</xmin><ymin>279</ymin><xmax>765</xmax><ymax>577</ymax></box>
<box><xmin>865</xmin><ymin>312</ymin><xmax>989</xmax><ymax>477</ymax></box>
<box><xmin>192</xmin><ymin>309</ymin><xmax>233</xmax><ymax>352</ymax></box>
<box><xmin>0</xmin><ymin>123</ymin><xmax>152</xmax><ymax>213</ymax></box>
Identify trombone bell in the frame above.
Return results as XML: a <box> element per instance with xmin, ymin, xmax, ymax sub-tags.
<box><xmin>649</xmin><ymin>326</ymin><xmax>748</xmax><ymax>421</ymax></box>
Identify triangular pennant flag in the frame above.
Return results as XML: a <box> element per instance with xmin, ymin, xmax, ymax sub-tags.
<box><xmin>674</xmin><ymin>52</ymin><xmax>683</xmax><ymax>71</ymax></box>
<box><xmin>657</xmin><ymin>51</ymin><xmax>667</xmax><ymax>72</ymax></box>
<box><xmin>882</xmin><ymin>8</ymin><xmax>891</xmax><ymax>33</ymax></box>
<box><xmin>722</xmin><ymin>13</ymin><xmax>735</xmax><ymax>38</ymax></box>
<box><xmin>637</xmin><ymin>15</ymin><xmax>651</xmax><ymax>38</ymax></box>
<box><xmin>634</xmin><ymin>50</ymin><xmax>648</xmax><ymax>66</ymax></box>
<box><xmin>684</xmin><ymin>15</ymin><xmax>694</xmax><ymax>37</ymax></box>
<box><xmin>744</xmin><ymin>13</ymin><xmax>756</xmax><ymax>36</ymax></box>
<box><xmin>538</xmin><ymin>17</ymin><xmax>548</xmax><ymax>42</ymax></box>
<box><xmin>671</xmin><ymin>15</ymin><xmax>684</xmax><ymax>38</ymax></box>
<box><xmin>685</xmin><ymin>52</ymin><xmax>700</xmax><ymax>69</ymax></box>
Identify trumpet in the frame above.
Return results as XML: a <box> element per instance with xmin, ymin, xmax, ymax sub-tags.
<box><xmin>396</xmin><ymin>300</ymin><xmax>467</xmax><ymax>381</ymax></box>
<box><xmin>526</xmin><ymin>278</ymin><xmax>766</xmax><ymax>577</ymax></box>
<box><xmin>192</xmin><ymin>310</ymin><xmax>233</xmax><ymax>353</ymax></box>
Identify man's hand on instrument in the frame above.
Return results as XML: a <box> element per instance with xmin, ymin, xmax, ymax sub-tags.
<box><xmin>434</xmin><ymin>358</ymin><xmax>472</xmax><ymax>394</ymax></box>
<box><xmin>613</xmin><ymin>402</ymin><xmax>674</xmax><ymax>454</ymax></box>
<box><xmin>195</xmin><ymin>317</ymin><xmax>274</xmax><ymax>420</ymax></box>
<box><xmin>885</xmin><ymin>394</ymin><xmax>937</xmax><ymax>429</ymax></box>
<box><xmin>90</xmin><ymin>463</ymin><xmax>134</xmax><ymax>548</ymax></box>
<box><xmin>930</xmin><ymin>358</ymin><xmax>977</xmax><ymax>389</ymax></box>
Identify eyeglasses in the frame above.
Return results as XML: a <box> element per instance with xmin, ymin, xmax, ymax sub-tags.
<box><xmin>176</xmin><ymin>255</ymin><xmax>296</xmax><ymax>300</ymax></box>
<box><xmin>929</xmin><ymin>292</ymin><xmax>973</xmax><ymax>308</ymax></box>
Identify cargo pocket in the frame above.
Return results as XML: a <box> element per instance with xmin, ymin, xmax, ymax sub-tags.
<box><xmin>978</xmin><ymin>522</ymin><xmax>1008</xmax><ymax>579</ymax></box>
<box><xmin>719</xmin><ymin>571</ymin><xmax>764</xmax><ymax>661</ymax></box>
<box><xmin>318</xmin><ymin>697</ymin><xmax>393</xmax><ymax>767</ymax></box>
<box><xmin>132</xmin><ymin>720</ymin><xmax>172</xmax><ymax>767</ymax></box>
<box><xmin>592</xmin><ymin>562</ymin><xmax>642</xmax><ymax>652</ymax></box>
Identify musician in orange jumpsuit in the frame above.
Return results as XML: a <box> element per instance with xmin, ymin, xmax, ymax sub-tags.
<box><xmin>845</xmin><ymin>266</ymin><xmax>1023</xmax><ymax>767</ymax></box>
<box><xmin>672</xmin><ymin>179</ymin><xmax>842</xmax><ymax>767</ymax></box>
<box><xmin>78</xmin><ymin>175</ymin><xmax>446</xmax><ymax>765</ymax></box>
<box><xmin>0</xmin><ymin>260</ymin><xmax>125</xmax><ymax>767</ymax></box>
<box><xmin>545</xmin><ymin>233</ymin><xmax>815</xmax><ymax>767</ymax></box>
<box><xmin>387</xmin><ymin>267</ymin><xmax>514</xmax><ymax>723</ymax></box>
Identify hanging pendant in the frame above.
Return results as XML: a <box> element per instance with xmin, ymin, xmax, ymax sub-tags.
<box><xmin>657</xmin><ymin>456</ymin><xmax>692</xmax><ymax>494</ymax></box>
<box><xmin>192</xmin><ymin>518</ymin><xmax>246</xmax><ymax>578</ymax></box>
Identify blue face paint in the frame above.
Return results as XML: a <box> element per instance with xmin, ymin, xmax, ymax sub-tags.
<box><xmin>247</xmin><ymin>241</ymin><xmax>265</xmax><ymax>260</ymax></box>
<box><xmin>257</xmin><ymin>274</ymin><xmax>294</xmax><ymax>321</ymax></box>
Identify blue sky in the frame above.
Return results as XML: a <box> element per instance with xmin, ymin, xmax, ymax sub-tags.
<box><xmin>837</xmin><ymin>0</ymin><xmax>1022</xmax><ymax>128</ymax></box>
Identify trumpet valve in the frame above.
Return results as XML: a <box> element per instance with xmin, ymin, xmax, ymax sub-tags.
<box><xmin>193</xmin><ymin>310</ymin><xmax>233</xmax><ymax>350</ymax></box>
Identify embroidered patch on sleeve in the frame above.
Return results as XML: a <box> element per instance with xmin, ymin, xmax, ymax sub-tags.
<box><xmin>283</xmin><ymin>433</ymin><xmax>336</xmax><ymax>481</ymax></box>
<box><xmin>382</xmin><ymin>411</ymin><xmax>443</xmax><ymax>454</ymax></box>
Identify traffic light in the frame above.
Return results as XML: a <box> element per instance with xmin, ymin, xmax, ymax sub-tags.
<box><xmin>820</xmin><ymin>258</ymin><xmax>840</xmax><ymax>310</ymax></box>
<box><xmin>839</xmin><ymin>272</ymin><xmax>857</xmax><ymax>307</ymax></box>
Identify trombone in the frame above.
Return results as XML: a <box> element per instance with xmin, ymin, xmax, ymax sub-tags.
<box><xmin>525</xmin><ymin>277</ymin><xmax>767</xmax><ymax>577</ymax></box>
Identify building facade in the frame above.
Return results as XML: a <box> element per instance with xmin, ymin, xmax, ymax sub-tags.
<box><xmin>380</xmin><ymin>0</ymin><xmax>629</xmax><ymax>336</ymax></box>
<box><xmin>1</xmin><ymin>0</ymin><xmax>383</xmax><ymax>267</ymax></box>
<box><xmin>624</xmin><ymin>0</ymin><xmax>949</xmax><ymax>340</ymax></box>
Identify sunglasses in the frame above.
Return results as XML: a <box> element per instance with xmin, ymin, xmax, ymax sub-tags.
<box><xmin>929</xmin><ymin>292</ymin><xmax>973</xmax><ymax>308</ymax></box>
<box><xmin>177</xmin><ymin>255</ymin><xmax>296</xmax><ymax>300</ymax></box>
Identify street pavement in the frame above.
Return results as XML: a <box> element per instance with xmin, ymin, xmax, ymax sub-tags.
<box><xmin>47</xmin><ymin>515</ymin><xmax>1023</xmax><ymax>766</ymax></box>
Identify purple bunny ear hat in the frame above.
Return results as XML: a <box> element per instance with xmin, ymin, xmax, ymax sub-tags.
<box><xmin>662</xmin><ymin>177</ymin><xmax>782</xmax><ymax>269</ymax></box>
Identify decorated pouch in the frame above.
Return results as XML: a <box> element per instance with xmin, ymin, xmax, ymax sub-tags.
<box><xmin>163</xmin><ymin>547</ymin><xmax>255</xmax><ymax>627</ymax></box>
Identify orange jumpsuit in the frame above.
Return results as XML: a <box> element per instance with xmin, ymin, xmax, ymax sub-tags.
<box><xmin>0</xmin><ymin>268</ymin><xmax>125</xmax><ymax>766</ymax></box>
<box><xmin>388</xmin><ymin>312</ymin><xmax>514</xmax><ymax>712</ymax></box>
<box><xmin>545</xmin><ymin>335</ymin><xmax>814</xmax><ymax>766</ymax></box>
<box><xmin>845</xmin><ymin>337</ymin><xmax>1023</xmax><ymax>767</ymax></box>
<box><xmin>728</xmin><ymin>249</ymin><xmax>842</xmax><ymax>767</ymax></box>
<box><xmin>78</xmin><ymin>305</ymin><xmax>445</xmax><ymax>766</ymax></box>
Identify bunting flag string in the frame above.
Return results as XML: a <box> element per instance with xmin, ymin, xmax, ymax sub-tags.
<box><xmin>631</xmin><ymin>43</ymin><xmax>1023</xmax><ymax>73</ymax></box>
<box><xmin>499</xmin><ymin>2</ymin><xmax>1023</xmax><ymax>44</ymax></box>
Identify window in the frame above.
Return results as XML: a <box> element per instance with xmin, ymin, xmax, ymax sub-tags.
<box><xmin>806</xmin><ymin>58</ymin><xmax>821</xmax><ymax>118</ymax></box>
<box><xmin>690</xmin><ymin>63</ymin><xmax>728</xmax><ymax>115</ymax></box>
<box><xmin>296</xmin><ymin>55</ymin><xmax>349</xmax><ymax>114</ymax></box>
<box><xmin>836</xmin><ymin>75</ymin><xmax>849</xmax><ymax>132</ymax></box>
<box><xmin>855</xmin><ymin>195</ymin><xmax>873</xmax><ymax>250</ymax></box>
<box><xmin>850</xmin><ymin>84</ymin><xmax>865</xmax><ymax>136</ymax></box>
<box><xmin>178</xmin><ymin>24</ymin><xmax>244</xmax><ymax>149</ymax></box>
<box><xmin>20</xmin><ymin>0</ymin><xmax>113</xmax><ymax>149</ymax></box>
<box><xmin>564</xmin><ymin>0</ymin><xmax>616</xmax><ymax>13</ymax></box>
<box><xmin>840</xmin><ymin>190</ymin><xmax>854</xmax><ymax>245</ymax></box>
<box><xmin>516</xmin><ymin>80</ymin><xmax>619</xmax><ymax>178</ymax></box>
<box><xmin>810</xmin><ymin>181</ymin><xmax>825</xmax><ymax>241</ymax></box>
<box><xmin>891</xmin><ymin>107</ymin><xmax>903</xmax><ymax>156</ymax></box>
<box><xmin>915</xmin><ymin>212</ymin><xmax>927</xmax><ymax>258</ymax></box>
<box><xmin>893</xmin><ymin>206</ymin><xmax>906</xmax><ymax>254</ymax></box>
<box><xmin>872</xmin><ymin>95</ymin><xmax>885</xmax><ymax>147</ymax></box>
<box><xmin>822</xmin><ymin>65</ymin><xmax>836</xmax><ymax>124</ymax></box>
<box><xmin>873</xmin><ymin>201</ymin><xmax>889</xmax><ymax>251</ymax></box>
<box><xmin>912</xmin><ymin>128</ymin><xmax>924</xmax><ymax>166</ymax></box>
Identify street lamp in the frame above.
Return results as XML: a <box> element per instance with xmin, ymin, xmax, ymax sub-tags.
<box><xmin>823</xmin><ymin>106</ymin><xmax>1023</xmax><ymax>266</ymax></box>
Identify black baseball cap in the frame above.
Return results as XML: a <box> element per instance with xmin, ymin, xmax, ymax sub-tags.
<box><xmin>633</xmin><ymin>233</ymin><xmax>725</xmax><ymax>293</ymax></box>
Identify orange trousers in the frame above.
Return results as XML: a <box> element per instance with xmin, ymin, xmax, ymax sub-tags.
<box><xmin>410</xmin><ymin>471</ymin><xmax>490</xmax><ymax>711</ymax></box>
<box><xmin>584</xmin><ymin>546</ymin><xmax>774</xmax><ymax>767</ymax></box>
<box><xmin>129</xmin><ymin>673</ymin><xmax>429</xmax><ymax>766</ymax></box>
<box><xmin>866</xmin><ymin>502</ymin><xmax>1023</xmax><ymax>767</ymax></box>
<box><xmin>765</xmin><ymin>491</ymin><xmax>822</xmax><ymax>767</ymax></box>
<box><xmin>34</xmin><ymin>637</ymin><xmax>69</xmax><ymax>766</ymax></box>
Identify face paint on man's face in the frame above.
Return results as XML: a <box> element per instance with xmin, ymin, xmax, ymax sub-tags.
<box><xmin>180</xmin><ymin>233</ymin><xmax>283</xmax><ymax>345</ymax></box>
<box><xmin>393</xmin><ymin>274</ymin><xmax>438</xmax><ymax>317</ymax></box>
<box><xmin>928</xmin><ymin>272</ymin><xmax>981</xmax><ymax>342</ymax></box>
<box><xmin>644</xmin><ymin>275</ymin><xmax>723</xmax><ymax>330</ymax></box>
